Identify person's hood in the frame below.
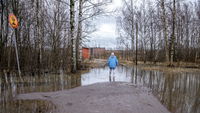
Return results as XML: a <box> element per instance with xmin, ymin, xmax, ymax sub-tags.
<box><xmin>111</xmin><ymin>54</ymin><xmax>115</xmax><ymax>58</ymax></box>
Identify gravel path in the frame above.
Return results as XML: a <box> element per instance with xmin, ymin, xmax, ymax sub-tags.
<box><xmin>15</xmin><ymin>82</ymin><xmax>170</xmax><ymax>113</ymax></box>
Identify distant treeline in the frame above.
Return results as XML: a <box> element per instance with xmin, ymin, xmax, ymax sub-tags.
<box><xmin>116</xmin><ymin>0</ymin><xmax>200</xmax><ymax>65</ymax></box>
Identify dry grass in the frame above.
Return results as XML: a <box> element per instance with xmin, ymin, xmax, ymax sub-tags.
<box><xmin>118</xmin><ymin>60</ymin><xmax>200</xmax><ymax>73</ymax></box>
<box><xmin>139</xmin><ymin>66</ymin><xmax>200</xmax><ymax>73</ymax></box>
<box><xmin>82</xmin><ymin>59</ymin><xmax>200</xmax><ymax>73</ymax></box>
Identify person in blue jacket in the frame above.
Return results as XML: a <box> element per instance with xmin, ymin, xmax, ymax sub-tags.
<box><xmin>108</xmin><ymin>53</ymin><xmax>118</xmax><ymax>77</ymax></box>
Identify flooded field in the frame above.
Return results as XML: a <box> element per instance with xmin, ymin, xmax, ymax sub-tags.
<box><xmin>0</xmin><ymin>65</ymin><xmax>200</xmax><ymax>113</ymax></box>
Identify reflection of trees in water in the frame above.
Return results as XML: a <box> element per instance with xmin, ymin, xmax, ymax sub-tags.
<box><xmin>131</xmin><ymin>67</ymin><xmax>138</xmax><ymax>84</ymax></box>
<box><xmin>0</xmin><ymin>71</ymin><xmax>82</xmax><ymax>112</ymax></box>
<box><xmin>190</xmin><ymin>80</ymin><xmax>200</xmax><ymax>113</ymax></box>
<box><xmin>118</xmin><ymin>65</ymin><xmax>132</xmax><ymax>78</ymax></box>
<box><xmin>134</xmin><ymin>69</ymin><xmax>200</xmax><ymax>113</ymax></box>
<box><xmin>1</xmin><ymin>67</ymin><xmax>200</xmax><ymax>113</ymax></box>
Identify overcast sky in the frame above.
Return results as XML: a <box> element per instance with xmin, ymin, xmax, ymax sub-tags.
<box><xmin>84</xmin><ymin>1</ymin><xmax>122</xmax><ymax>49</ymax></box>
<box><xmin>84</xmin><ymin>0</ymin><xmax>196</xmax><ymax>49</ymax></box>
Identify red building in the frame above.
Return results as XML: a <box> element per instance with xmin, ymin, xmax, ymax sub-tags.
<box><xmin>82</xmin><ymin>47</ymin><xmax>90</xmax><ymax>59</ymax></box>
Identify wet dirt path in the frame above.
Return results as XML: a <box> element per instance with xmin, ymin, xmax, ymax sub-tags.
<box><xmin>15</xmin><ymin>82</ymin><xmax>170</xmax><ymax>113</ymax></box>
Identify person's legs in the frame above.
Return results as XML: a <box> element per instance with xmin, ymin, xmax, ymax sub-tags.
<box><xmin>109</xmin><ymin>68</ymin><xmax>112</xmax><ymax>76</ymax></box>
<box><xmin>109</xmin><ymin>68</ymin><xmax>116</xmax><ymax>77</ymax></box>
<box><xmin>113</xmin><ymin>68</ymin><xmax>115</xmax><ymax>77</ymax></box>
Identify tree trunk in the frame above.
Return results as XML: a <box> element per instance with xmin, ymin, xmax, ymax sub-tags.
<box><xmin>170</xmin><ymin>0</ymin><xmax>176</xmax><ymax>66</ymax></box>
<box><xmin>151</xmin><ymin>19</ymin><xmax>153</xmax><ymax>62</ymax></box>
<box><xmin>143</xmin><ymin>0</ymin><xmax>146</xmax><ymax>64</ymax></box>
<box><xmin>57</xmin><ymin>1</ymin><xmax>61</xmax><ymax>69</ymax></box>
<box><xmin>41</xmin><ymin>0</ymin><xmax>44</xmax><ymax>69</ymax></box>
<box><xmin>198</xmin><ymin>26</ymin><xmax>200</xmax><ymax>66</ymax></box>
<box><xmin>70</xmin><ymin>0</ymin><xmax>76</xmax><ymax>73</ymax></box>
<box><xmin>143</xmin><ymin>41</ymin><xmax>146</xmax><ymax>63</ymax></box>
<box><xmin>36</xmin><ymin>0</ymin><xmax>41</xmax><ymax>73</ymax></box>
<box><xmin>136</xmin><ymin>22</ymin><xmax>138</xmax><ymax>65</ymax></box>
<box><xmin>153</xmin><ymin>15</ymin><xmax>157</xmax><ymax>63</ymax></box>
<box><xmin>161</xmin><ymin>0</ymin><xmax>169</xmax><ymax>65</ymax></box>
<box><xmin>155</xmin><ymin>24</ymin><xmax>161</xmax><ymax>62</ymax></box>
<box><xmin>177</xmin><ymin>0</ymin><xmax>181</xmax><ymax>62</ymax></box>
<box><xmin>186</xmin><ymin>10</ymin><xmax>189</xmax><ymax>62</ymax></box>
<box><xmin>0</xmin><ymin>0</ymin><xmax>4</xmax><ymax>68</ymax></box>
<box><xmin>76</xmin><ymin>0</ymin><xmax>83</xmax><ymax>70</ymax></box>
<box><xmin>131</xmin><ymin>0</ymin><xmax>135</xmax><ymax>63</ymax></box>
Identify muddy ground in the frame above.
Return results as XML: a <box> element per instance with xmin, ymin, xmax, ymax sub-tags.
<box><xmin>15</xmin><ymin>82</ymin><xmax>170</xmax><ymax>113</ymax></box>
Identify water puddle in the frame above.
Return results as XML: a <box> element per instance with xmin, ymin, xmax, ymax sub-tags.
<box><xmin>81</xmin><ymin>66</ymin><xmax>133</xmax><ymax>85</ymax></box>
<box><xmin>0</xmin><ymin>65</ymin><xmax>200</xmax><ymax>113</ymax></box>
<box><xmin>1</xmin><ymin>100</ymin><xmax>56</xmax><ymax>113</ymax></box>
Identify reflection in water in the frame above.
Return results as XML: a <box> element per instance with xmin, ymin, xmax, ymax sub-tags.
<box><xmin>135</xmin><ymin>69</ymin><xmax>200</xmax><ymax>113</ymax></box>
<box><xmin>81</xmin><ymin>66</ymin><xmax>200</xmax><ymax>113</ymax></box>
<box><xmin>109</xmin><ymin>76</ymin><xmax>115</xmax><ymax>82</ymax></box>
<box><xmin>0</xmin><ymin>70</ymin><xmax>81</xmax><ymax>113</ymax></box>
<box><xmin>81</xmin><ymin>66</ymin><xmax>133</xmax><ymax>85</ymax></box>
<box><xmin>0</xmin><ymin>100</ymin><xmax>56</xmax><ymax>113</ymax></box>
<box><xmin>0</xmin><ymin>66</ymin><xmax>200</xmax><ymax>113</ymax></box>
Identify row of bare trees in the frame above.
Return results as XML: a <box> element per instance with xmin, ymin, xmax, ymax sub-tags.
<box><xmin>117</xmin><ymin>0</ymin><xmax>200</xmax><ymax>66</ymax></box>
<box><xmin>0</xmin><ymin>0</ymin><xmax>113</xmax><ymax>75</ymax></box>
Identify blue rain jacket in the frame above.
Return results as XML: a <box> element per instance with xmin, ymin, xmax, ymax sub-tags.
<box><xmin>108</xmin><ymin>54</ymin><xmax>118</xmax><ymax>69</ymax></box>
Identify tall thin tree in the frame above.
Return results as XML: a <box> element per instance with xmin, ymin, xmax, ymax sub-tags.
<box><xmin>161</xmin><ymin>0</ymin><xmax>169</xmax><ymax>65</ymax></box>
<box><xmin>70</xmin><ymin>0</ymin><xmax>76</xmax><ymax>73</ymax></box>
<box><xmin>170</xmin><ymin>0</ymin><xmax>176</xmax><ymax>66</ymax></box>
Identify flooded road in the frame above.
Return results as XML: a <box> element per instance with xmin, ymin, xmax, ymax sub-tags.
<box><xmin>0</xmin><ymin>65</ymin><xmax>200</xmax><ymax>113</ymax></box>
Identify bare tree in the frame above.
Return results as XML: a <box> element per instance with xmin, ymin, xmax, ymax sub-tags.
<box><xmin>161</xmin><ymin>0</ymin><xmax>169</xmax><ymax>65</ymax></box>
<box><xmin>116</xmin><ymin>0</ymin><xmax>135</xmax><ymax>60</ymax></box>
<box><xmin>75</xmin><ymin>0</ymin><xmax>83</xmax><ymax>70</ymax></box>
<box><xmin>70</xmin><ymin>0</ymin><xmax>76</xmax><ymax>73</ymax></box>
<box><xmin>170</xmin><ymin>0</ymin><xmax>176</xmax><ymax>66</ymax></box>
